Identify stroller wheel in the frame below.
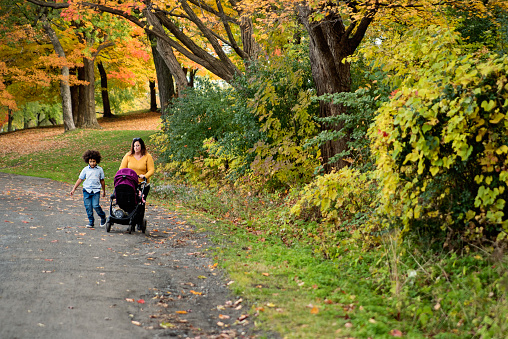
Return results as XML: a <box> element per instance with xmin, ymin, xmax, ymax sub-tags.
<box><xmin>129</xmin><ymin>223</ymin><xmax>135</xmax><ymax>234</ymax></box>
<box><xmin>141</xmin><ymin>219</ymin><xmax>147</xmax><ymax>234</ymax></box>
<box><xmin>106</xmin><ymin>220</ymin><xmax>111</xmax><ymax>233</ymax></box>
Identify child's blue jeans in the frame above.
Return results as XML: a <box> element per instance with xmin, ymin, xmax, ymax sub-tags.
<box><xmin>83</xmin><ymin>189</ymin><xmax>106</xmax><ymax>226</ymax></box>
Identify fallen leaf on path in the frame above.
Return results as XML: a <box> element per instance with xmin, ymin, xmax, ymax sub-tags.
<box><xmin>176</xmin><ymin>310</ymin><xmax>187</xmax><ymax>314</ymax></box>
<box><xmin>125</xmin><ymin>298</ymin><xmax>135</xmax><ymax>302</ymax></box>
<box><xmin>190</xmin><ymin>290</ymin><xmax>202</xmax><ymax>295</ymax></box>
<box><xmin>131</xmin><ymin>321</ymin><xmax>141</xmax><ymax>326</ymax></box>
<box><xmin>219</xmin><ymin>314</ymin><xmax>230</xmax><ymax>319</ymax></box>
<box><xmin>160</xmin><ymin>322</ymin><xmax>174</xmax><ymax>329</ymax></box>
<box><xmin>137</xmin><ymin>299</ymin><xmax>145</xmax><ymax>304</ymax></box>
<box><xmin>198</xmin><ymin>275</ymin><xmax>206</xmax><ymax>279</ymax></box>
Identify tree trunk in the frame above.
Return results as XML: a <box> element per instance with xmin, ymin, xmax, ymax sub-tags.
<box><xmin>148</xmin><ymin>32</ymin><xmax>175</xmax><ymax>116</ymax></box>
<box><xmin>97</xmin><ymin>61</ymin><xmax>112</xmax><ymax>118</ymax></box>
<box><xmin>182</xmin><ymin>67</ymin><xmax>197</xmax><ymax>87</ymax></box>
<box><xmin>75</xmin><ymin>66</ymin><xmax>86</xmax><ymax>127</ymax></box>
<box><xmin>297</xmin><ymin>5</ymin><xmax>376</xmax><ymax>173</ymax></box>
<box><xmin>144</xmin><ymin>9</ymin><xmax>189</xmax><ymax>95</ymax></box>
<box><xmin>70</xmin><ymin>69</ymin><xmax>79</xmax><ymax>125</ymax></box>
<box><xmin>23</xmin><ymin>110</ymin><xmax>30</xmax><ymax>129</ymax></box>
<box><xmin>7</xmin><ymin>108</ymin><xmax>13</xmax><ymax>132</ymax></box>
<box><xmin>80</xmin><ymin>57</ymin><xmax>100</xmax><ymax>128</ymax></box>
<box><xmin>149</xmin><ymin>80</ymin><xmax>157</xmax><ymax>112</ymax></box>
<box><xmin>41</xmin><ymin>14</ymin><xmax>75</xmax><ymax>132</ymax></box>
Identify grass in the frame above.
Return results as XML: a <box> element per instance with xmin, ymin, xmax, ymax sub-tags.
<box><xmin>0</xmin><ymin>129</ymin><xmax>155</xmax><ymax>189</ymax></box>
<box><xmin>2</xmin><ymin>122</ymin><xmax>507</xmax><ymax>338</ymax></box>
<box><xmin>155</xmin><ymin>183</ymin><xmax>508</xmax><ymax>339</ymax></box>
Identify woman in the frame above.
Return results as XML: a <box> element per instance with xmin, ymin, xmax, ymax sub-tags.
<box><xmin>119</xmin><ymin>137</ymin><xmax>155</xmax><ymax>229</ymax></box>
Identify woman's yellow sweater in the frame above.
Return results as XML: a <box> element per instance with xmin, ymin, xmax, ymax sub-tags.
<box><xmin>119</xmin><ymin>153</ymin><xmax>155</xmax><ymax>182</ymax></box>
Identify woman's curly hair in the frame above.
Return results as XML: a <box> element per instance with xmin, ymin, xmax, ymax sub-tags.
<box><xmin>82</xmin><ymin>150</ymin><xmax>102</xmax><ymax>164</ymax></box>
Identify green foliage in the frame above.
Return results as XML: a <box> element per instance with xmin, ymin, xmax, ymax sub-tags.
<box><xmin>309</xmin><ymin>88</ymin><xmax>389</xmax><ymax>171</ymax></box>
<box><xmin>368</xmin><ymin>26</ymin><xmax>508</xmax><ymax>247</ymax></box>
<box><xmin>289</xmin><ymin>167</ymin><xmax>379</xmax><ymax>257</ymax></box>
<box><xmin>4</xmin><ymin>101</ymin><xmax>62</xmax><ymax>130</ymax></box>
<box><xmin>152</xmin><ymin>76</ymin><xmax>261</xmax><ymax>183</ymax></box>
<box><xmin>152</xmin><ymin>173</ymin><xmax>508</xmax><ymax>338</ymax></box>
<box><xmin>0</xmin><ymin>128</ymin><xmax>154</xmax><ymax>187</ymax></box>
<box><xmin>154</xmin><ymin>45</ymin><xmax>319</xmax><ymax>190</ymax></box>
<box><xmin>450</xmin><ymin>5</ymin><xmax>508</xmax><ymax>55</ymax></box>
<box><xmin>247</xmin><ymin>46</ymin><xmax>320</xmax><ymax>188</ymax></box>
<box><xmin>306</xmin><ymin>58</ymin><xmax>392</xmax><ymax>171</ymax></box>
<box><xmin>94</xmin><ymin>80</ymin><xmax>146</xmax><ymax>115</ymax></box>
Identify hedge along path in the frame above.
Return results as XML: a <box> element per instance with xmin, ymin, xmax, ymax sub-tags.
<box><xmin>0</xmin><ymin>111</ymin><xmax>161</xmax><ymax>159</ymax></box>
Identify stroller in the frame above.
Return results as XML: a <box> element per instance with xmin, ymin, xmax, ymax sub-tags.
<box><xmin>105</xmin><ymin>168</ymin><xmax>147</xmax><ymax>234</ymax></box>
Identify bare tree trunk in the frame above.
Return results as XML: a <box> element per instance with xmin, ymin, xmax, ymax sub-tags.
<box><xmin>7</xmin><ymin>108</ymin><xmax>13</xmax><ymax>132</ymax></box>
<box><xmin>97</xmin><ymin>61</ymin><xmax>112</xmax><ymax>118</ymax></box>
<box><xmin>240</xmin><ymin>16</ymin><xmax>259</xmax><ymax>66</ymax></box>
<box><xmin>149</xmin><ymin>80</ymin><xmax>157</xmax><ymax>112</ymax></box>
<box><xmin>297</xmin><ymin>5</ymin><xmax>376</xmax><ymax>172</ymax></box>
<box><xmin>79</xmin><ymin>57</ymin><xmax>100</xmax><ymax>128</ymax></box>
<box><xmin>188</xmin><ymin>68</ymin><xmax>197</xmax><ymax>87</ymax></box>
<box><xmin>144</xmin><ymin>9</ymin><xmax>189</xmax><ymax>95</ymax></box>
<box><xmin>70</xmin><ymin>67</ymin><xmax>79</xmax><ymax>125</ymax></box>
<box><xmin>148</xmin><ymin>32</ymin><xmax>175</xmax><ymax>116</ymax></box>
<box><xmin>75</xmin><ymin>66</ymin><xmax>86</xmax><ymax>127</ymax></box>
<box><xmin>23</xmin><ymin>108</ymin><xmax>30</xmax><ymax>129</ymax></box>
<box><xmin>41</xmin><ymin>14</ymin><xmax>75</xmax><ymax>132</ymax></box>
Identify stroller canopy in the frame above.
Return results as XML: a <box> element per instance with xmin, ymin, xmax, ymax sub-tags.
<box><xmin>114</xmin><ymin>168</ymin><xmax>139</xmax><ymax>190</ymax></box>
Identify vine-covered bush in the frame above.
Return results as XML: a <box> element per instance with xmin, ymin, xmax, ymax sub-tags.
<box><xmin>289</xmin><ymin>167</ymin><xmax>379</xmax><ymax>256</ymax></box>
<box><xmin>247</xmin><ymin>47</ymin><xmax>320</xmax><ymax>189</ymax></box>
<box><xmin>369</xmin><ymin>26</ymin><xmax>508</xmax><ymax>247</ymax></box>
<box><xmin>153</xmin><ymin>43</ymin><xmax>319</xmax><ymax>190</ymax></box>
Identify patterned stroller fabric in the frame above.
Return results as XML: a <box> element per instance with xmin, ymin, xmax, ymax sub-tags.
<box><xmin>106</xmin><ymin>167</ymin><xmax>147</xmax><ymax>233</ymax></box>
<box><xmin>114</xmin><ymin>168</ymin><xmax>138</xmax><ymax>190</ymax></box>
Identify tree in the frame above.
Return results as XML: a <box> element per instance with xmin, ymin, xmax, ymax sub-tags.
<box><xmin>40</xmin><ymin>12</ymin><xmax>75</xmax><ymax>131</ymax></box>
<box><xmin>241</xmin><ymin>0</ymin><xmax>508</xmax><ymax>172</ymax></box>
<box><xmin>25</xmin><ymin>0</ymin><xmax>260</xmax><ymax>93</ymax></box>
<box><xmin>0</xmin><ymin>1</ymin><xmax>74</xmax><ymax>131</ymax></box>
<box><xmin>97</xmin><ymin>61</ymin><xmax>112</xmax><ymax>118</ymax></box>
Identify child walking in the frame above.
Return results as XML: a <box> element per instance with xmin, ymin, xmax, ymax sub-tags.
<box><xmin>70</xmin><ymin>150</ymin><xmax>107</xmax><ymax>228</ymax></box>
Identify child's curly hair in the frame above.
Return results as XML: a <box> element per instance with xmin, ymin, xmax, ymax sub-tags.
<box><xmin>83</xmin><ymin>150</ymin><xmax>102</xmax><ymax>164</ymax></box>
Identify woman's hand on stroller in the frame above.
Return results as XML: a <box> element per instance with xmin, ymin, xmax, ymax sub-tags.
<box><xmin>138</xmin><ymin>174</ymin><xmax>147</xmax><ymax>182</ymax></box>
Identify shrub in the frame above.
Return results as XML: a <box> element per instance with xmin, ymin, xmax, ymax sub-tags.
<box><xmin>290</xmin><ymin>167</ymin><xmax>379</xmax><ymax>257</ymax></box>
<box><xmin>369</xmin><ymin>26</ymin><xmax>508</xmax><ymax>247</ymax></box>
<box><xmin>246</xmin><ymin>46</ymin><xmax>320</xmax><ymax>189</ymax></box>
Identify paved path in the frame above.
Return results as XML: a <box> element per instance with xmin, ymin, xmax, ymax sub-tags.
<box><xmin>0</xmin><ymin>173</ymin><xmax>259</xmax><ymax>339</ymax></box>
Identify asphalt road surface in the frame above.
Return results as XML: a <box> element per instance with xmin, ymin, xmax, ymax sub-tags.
<box><xmin>0</xmin><ymin>172</ymin><xmax>263</xmax><ymax>339</ymax></box>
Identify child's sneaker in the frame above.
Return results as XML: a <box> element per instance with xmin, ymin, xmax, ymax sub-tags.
<box><xmin>86</xmin><ymin>224</ymin><xmax>95</xmax><ymax>228</ymax></box>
